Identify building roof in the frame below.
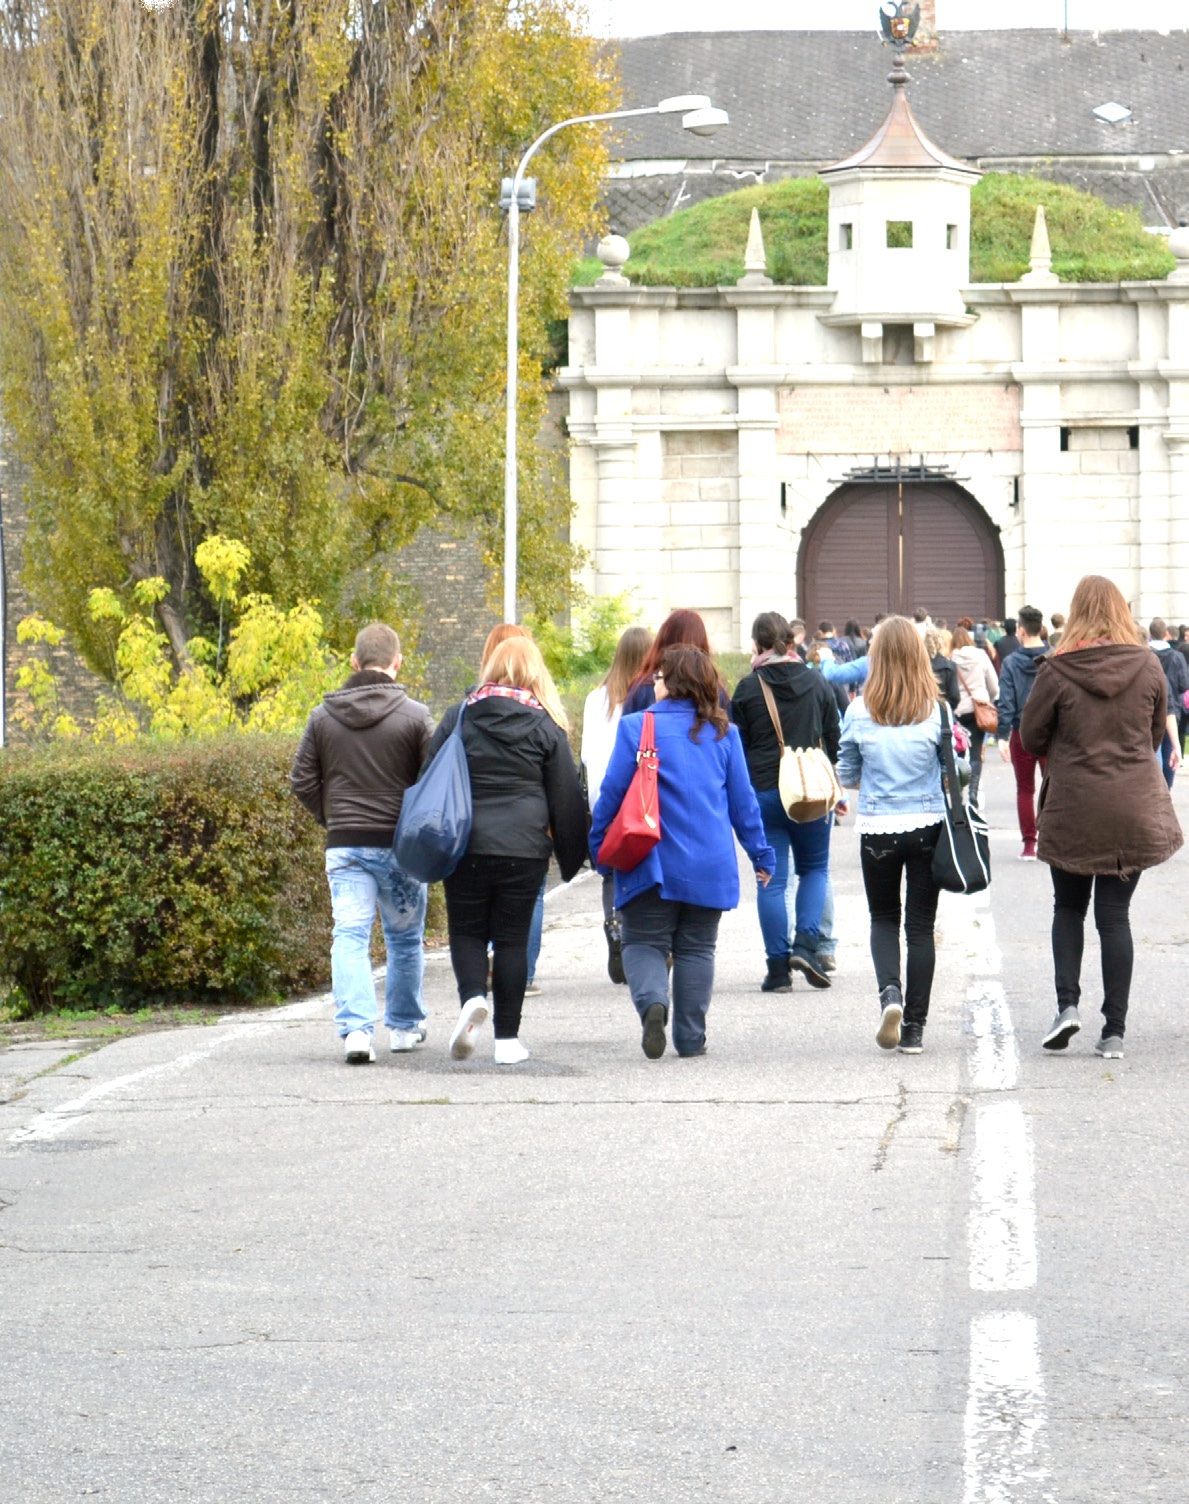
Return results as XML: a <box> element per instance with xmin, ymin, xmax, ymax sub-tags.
<box><xmin>822</xmin><ymin>80</ymin><xmax>980</xmax><ymax>175</ymax></box>
<box><xmin>612</xmin><ymin>29</ymin><xmax>1189</xmax><ymax>163</ymax></box>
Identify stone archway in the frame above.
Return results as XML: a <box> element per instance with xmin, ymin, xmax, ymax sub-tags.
<box><xmin>797</xmin><ymin>481</ymin><xmax>1005</xmax><ymax>628</ymax></box>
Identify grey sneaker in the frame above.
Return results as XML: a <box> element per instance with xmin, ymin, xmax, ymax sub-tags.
<box><xmin>390</xmin><ymin>1026</ymin><xmax>427</xmax><ymax>1053</ymax></box>
<box><xmin>523</xmin><ymin>981</ymin><xmax>542</xmax><ymax>997</ymax></box>
<box><xmin>1042</xmin><ymin>1006</ymin><xmax>1081</xmax><ymax>1051</ymax></box>
<box><xmin>1094</xmin><ymin>1035</ymin><xmax>1125</xmax><ymax>1059</ymax></box>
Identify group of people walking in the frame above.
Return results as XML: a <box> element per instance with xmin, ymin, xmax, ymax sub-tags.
<box><xmin>290</xmin><ymin>574</ymin><xmax>1182</xmax><ymax>1069</ymax></box>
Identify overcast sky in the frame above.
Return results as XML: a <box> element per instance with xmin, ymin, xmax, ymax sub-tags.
<box><xmin>581</xmin><ymin>0</ymin><xmax>1187</xmax><ymax>38</ymax></box>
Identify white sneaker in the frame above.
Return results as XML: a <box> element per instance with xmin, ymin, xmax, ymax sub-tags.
<box><xmin>343</xmin><ymin>1030</ymin><xmax>375</xmax><ymax>1064</ymax></box>
<box><xmin>390</xmin><ymin>1026</ymin><xmax>427</xmax><ymax>1053</ymax></box>
<box><xmin>449</xmin><ymin>998</ymin><xmax>488</xmax><ymax>1060</ymax></box>
<box><xmin>493</xmin><ymin>1037</ymin><xmax>530</xmax><ymax>1065</ymax></box>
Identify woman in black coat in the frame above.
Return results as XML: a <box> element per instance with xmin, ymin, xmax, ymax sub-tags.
<box><xmin>427</xmin><ymin>637</ymin><xmax>587</xmax><ymax>1065</ymax></box>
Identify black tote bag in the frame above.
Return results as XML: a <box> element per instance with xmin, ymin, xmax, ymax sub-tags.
<box><xmin>932</xmin><ymin>703</ymin><xmax>992</xmax><ymax>895</ymax></box>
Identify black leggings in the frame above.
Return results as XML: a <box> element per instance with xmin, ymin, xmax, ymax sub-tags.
<box><xmin>1050</xmin><ymin>866</ymin><xmax>1139</xmax><ymax>1038</ymax></box>
<box><xmin>859</xmin><ymin>825</ymin><xmax>942</xmax><ymax>1024</ymax></box>
<box><xmin>444</xmin><ymin>854</ymin><xmax>549</xmax><ymax>1038</ymax></box>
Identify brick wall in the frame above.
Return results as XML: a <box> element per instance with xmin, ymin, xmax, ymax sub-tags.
<box><xmin>776</xmin><ymin>384</ymin><xmax>1023</xmax><ymax>455</ymax></box>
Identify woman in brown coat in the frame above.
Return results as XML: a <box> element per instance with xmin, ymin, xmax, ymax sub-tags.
<box><xmin>1020</xmin><ymin>575</ymin><xmax>1183</xmax><ymax>1059</ymax></box>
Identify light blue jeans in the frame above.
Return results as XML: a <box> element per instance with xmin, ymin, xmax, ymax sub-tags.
<box><xmin>325</xmin><ymin>847</ymin><xmax>427</xmax><ymax>1038</ymax></box>
<box><xmin>755</xmin><ymin>788</ymin><xmax>831</xmax><ymax>954</ymax></box>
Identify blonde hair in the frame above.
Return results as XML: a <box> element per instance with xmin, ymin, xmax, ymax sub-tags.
<box><xmin>1056</xmin><ymin>575</ymin><xmax>1145</xmax><ymax>653</ymax></box>
<box><xmin>600</xmin><ymin>626</ymin><xmax>653</xmax><ymax>713</ymax></box>
<box><xmin>479</xmin><ymin>637</ymin><xmax>568</xmax><ymax>730</ymax></box>
<box><xmin>864</xmin><ymin>616</ymin><xmax>940</xmax><ymax>726</ymax></box>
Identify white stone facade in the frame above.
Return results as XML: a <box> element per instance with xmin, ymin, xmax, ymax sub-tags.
<box><xmin>562</xmin><ymin>132</ymin><xmax>1189</xmax><ymax>646</ymax></box>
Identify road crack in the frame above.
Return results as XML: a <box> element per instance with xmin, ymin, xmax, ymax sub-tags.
<box><xmin>873</xmin><ymin>1082</ymin><xmax>908</xmax><ymax>1171</ymax></box>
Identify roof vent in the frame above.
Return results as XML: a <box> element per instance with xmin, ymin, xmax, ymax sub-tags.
<box><xmin>1092</xmin><ymin>101</ymin><xmax>1133</xmax><ymax>125</ymax></box>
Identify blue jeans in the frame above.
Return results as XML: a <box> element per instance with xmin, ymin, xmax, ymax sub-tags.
<box><xmin>618</xmin><ymin>886</ymin><xmax>721</xmax><ymax>1056</ymax></box>
<box><xmin>755</xmin><ymin>789</ymin><xmax>832</xmax><ymax>956</ymax></box>
<box><xmin>793</xmin><ymin>871</ymin><xmax>837</xmax><ymax>956</ymax></box>
<box><xmin>325</xmin><ymin>847</ymin><xmax>427</xmax><ymax>1038</ymax></box>
<box><xmin>527</xmin><ymin>880</ymin><xmax>546</xmax><ymax>982</ymax></box>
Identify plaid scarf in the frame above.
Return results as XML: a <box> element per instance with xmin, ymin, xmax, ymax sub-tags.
<box><xmin>467</xmin><ymin>683</ymin><xmax>543</xmax><ymax>710</ymax></box>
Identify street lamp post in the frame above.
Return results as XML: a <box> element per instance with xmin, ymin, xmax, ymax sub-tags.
<box><xmin>502</xmin><ymin>95</ymin><xmax>728</xmax><ymax>624</ymax></box>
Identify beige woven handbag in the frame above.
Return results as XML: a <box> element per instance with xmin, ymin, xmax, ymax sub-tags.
<box><xmin>757</xmin><ymin>674</ymin><xmax>843</xmax><ymax>824</ymax></box>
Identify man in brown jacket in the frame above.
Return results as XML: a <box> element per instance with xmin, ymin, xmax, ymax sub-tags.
<box><xmin>290</xmin><ymin>624</ymin><xmax>434</xmax><ymax>1064</ymax></box>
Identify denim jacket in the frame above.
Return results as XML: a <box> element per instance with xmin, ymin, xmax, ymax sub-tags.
<box><xmin>836</xmin><ymin>699</ymin><xmax>945</xmax><ymax>817</ymax></box>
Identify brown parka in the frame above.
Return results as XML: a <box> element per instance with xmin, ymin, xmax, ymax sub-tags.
<box><xmin>1019</xmin><ymin>644</ymin><xmax>1183</xmax><ymax>877</ymax></box>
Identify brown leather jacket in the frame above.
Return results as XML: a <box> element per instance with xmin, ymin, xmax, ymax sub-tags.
<box><xmin>1020</xmin><ymin>645</ymin><xmax>1182</xmax><ymax>877</ymax></box>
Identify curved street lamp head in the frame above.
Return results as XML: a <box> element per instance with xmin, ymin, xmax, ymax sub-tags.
<box><xmin>657</xmin><ymin>94</ymin><xmax>712</xmax><ymax>113</ymax></box>
<box><xmin>682</xmin><ymin>105</ymin><xmax>729</xmax><ymax>138</ymax></box>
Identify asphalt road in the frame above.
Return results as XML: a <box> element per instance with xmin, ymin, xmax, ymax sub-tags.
<box><xmin>2</xmin><ymin>756</ymin><xmax>1187</xmax><ymax>1503</ymax></box>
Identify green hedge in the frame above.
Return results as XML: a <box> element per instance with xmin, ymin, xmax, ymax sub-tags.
<box><xmin>0</xmin><ymin>735</ymin><xmax>333</xmax><ymax>1012</ymax></box>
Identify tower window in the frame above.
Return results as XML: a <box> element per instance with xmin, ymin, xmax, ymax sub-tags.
<box><xmin>886</xmin><ymin>220</ymin><xmax>913</xmax><ymax>249</ymax></box>
<box><xmin>839</xmin><ymin>222</ymin><xmax>853</xmax><ymax>250</ymax></box>
<box><xmin>946</xmin><ymin>223</ymin><xmax>958</xmax><ymax>250</ymax></box>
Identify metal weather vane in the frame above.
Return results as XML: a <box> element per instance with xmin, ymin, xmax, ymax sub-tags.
<box><xmin>878</xmin><ymin>2</ymin><xmax>920</xmax><ymax>85</ymax></box>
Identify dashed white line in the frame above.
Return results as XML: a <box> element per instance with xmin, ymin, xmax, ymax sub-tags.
<box><xmin>969</xmin><ymin>1099</ymin><xmax>1038</xmax><ymax>1292</ymax></box>
<box><xmin>963</xmin><ymin>1311</ymin><xmax>1052</xmax><ymax>1504</ymax></box>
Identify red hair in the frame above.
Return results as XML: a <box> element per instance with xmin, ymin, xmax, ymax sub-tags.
<box><xmin>628</xmin><ymin>609</ymin><xmax>720</xmax><ymax>695</ymax></box>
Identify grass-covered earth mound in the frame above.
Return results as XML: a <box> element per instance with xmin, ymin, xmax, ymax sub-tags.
<box><xmin>574</xmin><ymin>173</ymin><xmax>1175</xmax><ymax>287</ymax></box>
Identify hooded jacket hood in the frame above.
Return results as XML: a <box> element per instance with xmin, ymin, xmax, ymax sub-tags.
<box><xmin>757</xmin><ymin>658</ymin><xmax>818</xmax><ymax>698</ymax></box>
<box><xmin>1042</xmin><ymin>643</ymin><xmax>1151</xmax><ymax>700</ymax></box>
<box><xmin>323</xmin><ymin>672</ymin><xmax>410</xmax><ymax>730</ymax></box>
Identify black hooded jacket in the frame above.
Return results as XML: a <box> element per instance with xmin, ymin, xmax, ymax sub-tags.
<box><xmin>730</xmin><ymin>659</ymin><xmax>842</xmax><ymax>792</ymax></box>
<box><xmin>427</xmin><ymin>696</ymin><xmax>588</xmax><ymax>881</ymax></box>
<box><xmin>290</xmin><ymin>671</ymin><xmax>435</xmax><ymax>847</ymax></box>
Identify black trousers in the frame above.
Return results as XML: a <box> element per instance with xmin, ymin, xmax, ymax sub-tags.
<box><xmin>444</xmin><ymin>854</ymin><xmax>549</xmax><ymax>1038</ymax></box>
<box><xmin>859</xmin><ymin>824</ymin><xmax>942</xmax><ymax>1024</ymax></box>
<box><xmin>1050</xmin><ymin>866</ymin><xmax>1139</xmax><ymax>1038</ymax></box>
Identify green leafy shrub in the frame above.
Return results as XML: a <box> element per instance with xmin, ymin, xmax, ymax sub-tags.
<box><xmin>573</xmin><ymin>172</ymin><xmax>1174</xmax><ymax>288</ymax></box>
<box><xmin>0</xmin><ymin>735</ymin><xmax>332</xmax><ymax>1012</ymax></box>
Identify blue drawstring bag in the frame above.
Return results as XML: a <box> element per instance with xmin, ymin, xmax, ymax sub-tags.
<box><xmin>393</xmin><ymin>704</ymin><xmax>473</xmax><ymax>882</ymax></box>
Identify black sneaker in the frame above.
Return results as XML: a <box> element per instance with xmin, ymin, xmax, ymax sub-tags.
<box><xmin>605</xmin><ymin>918</ymin><xmax>626</xmax><ymax>985</ymax></box>
<box><xmin>761</xmin><ymin>956</ymin><xmax>793</xmax><ymax>993</ymax></box>
<box><xmin>898</xmin><ymin>1021</ymin><xmax>924</xmax><ymax>1054</ymax></box>
<box><xmin>876</xmin><ymin>985</ymin><xmax>903</xmax><ymax>1050</ymax></box>
<box><xmin>641</xmin><ymin>1002</ymin><xmax>667</xmax><ymax>1060</ymax></box>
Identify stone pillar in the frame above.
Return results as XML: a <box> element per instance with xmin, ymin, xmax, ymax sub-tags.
<box><xmin>1014</xmin><ymin>291</ymin><xmax>1066</xmax><ymax>609</ymax></box>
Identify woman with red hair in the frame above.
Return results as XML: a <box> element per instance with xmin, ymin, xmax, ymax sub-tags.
<box><xmin>622</xmin><ymin>609</ymin><xmax>730</xmax><ymax>716</ymax></box>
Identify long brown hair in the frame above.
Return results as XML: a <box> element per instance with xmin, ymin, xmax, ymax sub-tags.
<box><xmin>629</xmin><ymin>609</ymin><xmax>722</xmax><ymax>695</ymax></box>
<box><xmin>600</xmin><ymin>626</ymin><xmax>653</xmax><ymax>713</ymax></box>
<box><xmin>950</xmin><ymin>624</ymin><xmax>974</xmax><ymax>652</ymax></box>
<box><xmin>479</xmin><ymin>637</ymin><xmax>568</xmax><ymax>730</ymax></box>
<box><xmin>1056</xmin><ymin>575</ymin><xmax>1144</xmax><ymax>652</ymax></box>
<box><xmin>864</xmin><ymin>616</ymin><xmax>940</xmax><ymax>726</ymax></box>
<box><xmin>658</xmin><ymin>646</ymin><xmax>729</xmax><ymax>742</ymax></box>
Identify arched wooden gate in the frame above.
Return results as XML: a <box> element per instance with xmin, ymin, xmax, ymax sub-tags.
<box><xmin>797</xmin><ymin>482</ymin><xmax>1004</xmax><ymax>628</ymax></box>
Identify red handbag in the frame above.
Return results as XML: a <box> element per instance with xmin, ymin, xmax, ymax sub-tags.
<box><xmin>597</xmin><ymin>711</ymin><xmax>661</xmax><ymax>871</ymax></box>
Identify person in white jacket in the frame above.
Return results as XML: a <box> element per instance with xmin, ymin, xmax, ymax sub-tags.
<box><xmin>950</xmin><ymin>620</ymin><xmax>999</xmax><ymax>809</ymax></box>
<box><xmin>581</xmin><ymin>625</ymin><xmax>653</xmax><ymax>982</ymax></box>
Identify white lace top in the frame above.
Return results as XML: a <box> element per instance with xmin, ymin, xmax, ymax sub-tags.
<box><xmin>855</xmin><ymin>811</ymin><xmax>945</xmax><ymax>836</ymax></box>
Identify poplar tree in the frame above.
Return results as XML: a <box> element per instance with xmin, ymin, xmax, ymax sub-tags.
<box><xmin>0</xmin><ymin>0</ymin><xmax>615</xmax><ymax>671</ymax></box>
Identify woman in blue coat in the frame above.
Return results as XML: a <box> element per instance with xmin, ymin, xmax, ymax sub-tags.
<box><xmin>590</xmin><ymin>646</ymin><xmax>776</xmax><ymax>1060</ymax></box>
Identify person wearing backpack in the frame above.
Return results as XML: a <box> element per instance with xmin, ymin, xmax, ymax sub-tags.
<box><xmin>996</xmin><ymin>605</ymin><xmax>1050</xmax><ymax>860</ymax></box>
<box><xmin>1148</xmin><ymin>618</ymin><xmax>1188</xmax><ymax>788</ymax></box>
<box><xmin>731</xmin><ymin>612</ymin><xmax>841</xmax><ymax>993</ymax></box>
<box><xmin>290</xmin><ymin>623</ymin><xmax>434</xmax><ymax>1065</ymax></box>
<box><xmin>426</xmin><ymin>636</ymin><xmax>587</xmax><ymax>1065</ymax></box>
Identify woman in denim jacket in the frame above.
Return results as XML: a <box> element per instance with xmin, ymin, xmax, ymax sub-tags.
<box><xmin>837</xmin><ymin>618</ymin><xmax>946</xmax><ymax>1054</ymax></box>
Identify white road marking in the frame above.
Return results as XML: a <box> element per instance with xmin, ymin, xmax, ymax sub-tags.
<box><xmin>963</xmin><ymin>1311</ymin><xmax>1053</xmax><ymax>1504</ymax></box>
<box><xmin>968</xmin><ymin>980</ymin><xmax>1019</xmax><ymax>1092</ymax></box>
<box><xmin>3</xmin><ymin>999</ymin><xmax>333</xmax><ymax>1145</ymax></box>
<box><xmin>970</xmin><ymin>1099</ymin><xmax>1038</xmax><ymax>1292</ymax></box>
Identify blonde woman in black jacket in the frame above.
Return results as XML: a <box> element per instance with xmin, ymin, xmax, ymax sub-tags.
<box><xmin>427</xmin><ymin>638</ymin><xmax>587</xmax><ymax>1064</ymax></box>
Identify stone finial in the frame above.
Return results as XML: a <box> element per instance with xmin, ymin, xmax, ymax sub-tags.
<box><xmin>595</xmin><ymin>233</ymin><xmax>631</xmax><ymax>287</ymax></box>
<box><xmin>1019</xmin><ymin>205</ymin><xmax>1060</xmax><ymax>286</ymax></box>
<box><xmin>1168</xmin><ymin>224</ymin><xmax>1189</xmax><ymax>285</ymax></box>
<box><xmin>736</xmin><ymin>208</ymin><xmax>773</xmax><ymax>287</ymax></box>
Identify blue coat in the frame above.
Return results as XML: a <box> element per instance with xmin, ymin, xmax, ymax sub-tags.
<box><xmin>589</xmin><ymin>700</ymin><xmax>776</xmax><ymax>911</ymax></box>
